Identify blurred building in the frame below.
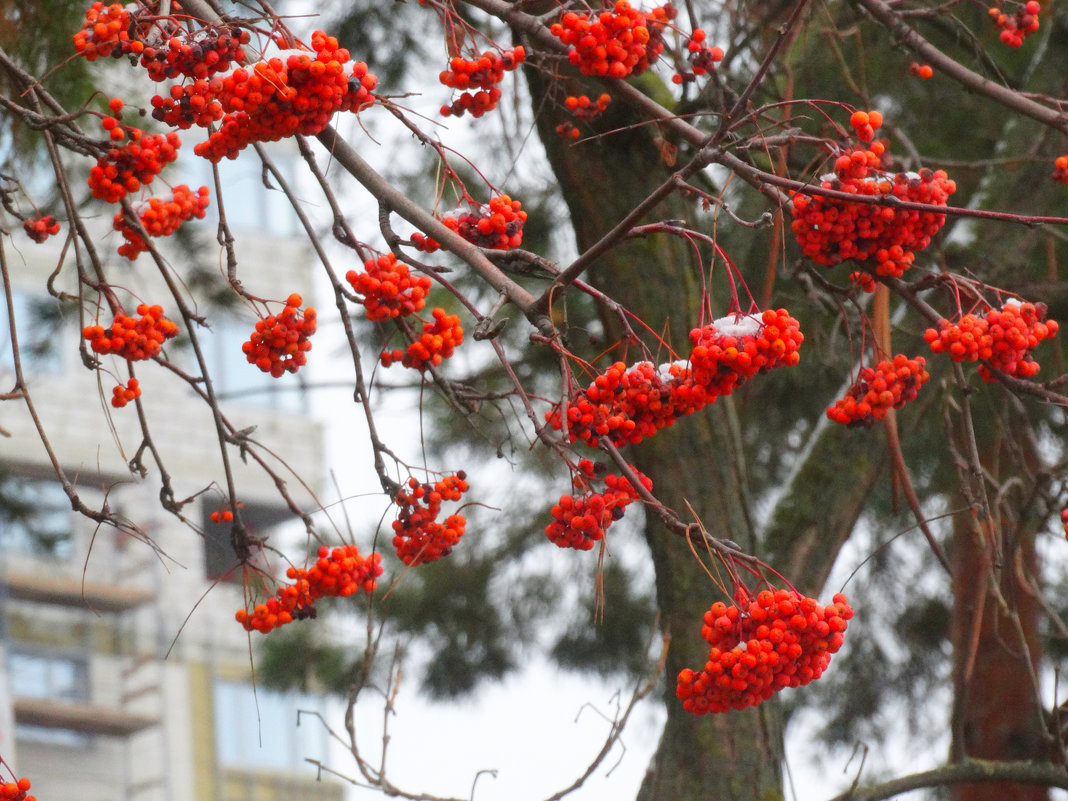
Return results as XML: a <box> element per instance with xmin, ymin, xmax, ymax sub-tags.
<box><xmin>0</xmin><ymin>150</ymin><xmax>343</xmax><ymax>801</ymax></box>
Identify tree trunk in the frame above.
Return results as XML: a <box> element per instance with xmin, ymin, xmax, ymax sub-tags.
<box><xmin>949</xmin><ymin>410</ymin><xmax>1048</xmax><ymax>801</ymax></box>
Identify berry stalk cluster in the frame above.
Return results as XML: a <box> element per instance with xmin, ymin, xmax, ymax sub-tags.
<box><xmin>546</xmin><ymin>459</ymin><xmax>651</xmax><ymax>550</ymax></box>
<box><xmin>676</xmin><ymin>589</ymin><xmax>853</xmax><ymax>714</ymax></box>
<box><xmin>548</xmin><ymin>309</ymin><xmax>803</xmax><ymax>447</ymax></box>
<box><xmin>83</xmin><ymin>304</ymin><xmax>180</xmax><ymax>361</ymax></box>
<box><xmin>923</xmin><ymin>300</ymin><xmax>1059</xmax><ymax>382</ymax></box>
<box><xmin>392</xmin><ymin>473</ymin><xmax>469</xmax><ymax>565</ymax></box>
<box><xmin>242</xmin><ymin>294</ymin><xmax>317</xmax><ymax>377</ymax></box>
<box><xmin>826</xmin><ymin>354</ymin><xmax>930</xmax><ymax>426</ymax></box>
<box><xmin>236</xmin><ymin>544</ymin><xmax>384</xmax><ymax>633</ymax></box>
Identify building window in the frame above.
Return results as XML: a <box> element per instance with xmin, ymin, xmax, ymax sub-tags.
<box><xmin>213</xmin><ymin>680</ymin><xmax>328</xmax><ymax>773</ymax></box>
<box><xmin>8</xmin><ymin>649</ymin><xmax>90</xmax><ymax>746</ymax></box>
<box><xmin>0</xmin><ymin>476</ymin><xmax>73</xmax><ymax>560</ymax></box>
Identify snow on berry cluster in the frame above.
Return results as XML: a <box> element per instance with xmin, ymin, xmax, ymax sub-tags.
<box><xmin>346</xmin><ymin>253</ymin><xmax>432</xmax><ymax>321</ymax></box>
<box><xmin>546</xmin><ymin>458</ymin><xmax>651</xmax><ymax>550</ymax></box>
<box><xmin>110</xmin><ymin>378</ymin><xmax>141</xmax><ymax>408</ymax></box>
<box><xmin>438</xmin><ymin>46</ymin><xmax>526</xmax><ymax>118</ymax></box>
<box><xmin>23</xmin><ymin>215</ymin><xmax>60</xmax><ymax>243</ymax></box>
<box><xmin>548</xmin><ymin>309</ymin><xmax>803</xmax><ymax>448</ymax></box>
<box><xmin>83</xmin><ymin>304</ymin><xmax>180</xmax><ymax>361</ymax></box>
<box><xmin>242</xmin><ymin>294</ymin><xmax>317</xmax><ymax>377</ymax></box>
<box><xmin>113</xmin><ymin>184</ymin><xmax>211</xmax><ymax>259</ymax></box>
<box><xmin>380</xmin><ymin>307</ymin><xmax>464</xmax><ymax>371</ymax></box>
<box><xmin>790</xmin><ymin>114</ymin><xmax>956</xmax><ymax>284</ymax></box>
<box><xmin>826</xmin><ymin>354</ymin><xmax>930</xmax><ymax>427</ymax></box>
<box><xmin>0</xmin><ymin>777</ymin><xmax>35</xmax><ymax>801</ymax></box>
<box><xmin>235</xmin><ymin>544</ymin><xmax>384</xmax><ymax>633</ymax></box>
<box><xmin>550</xmin><ymin>0</ymin><xmax>676</xmax><ymax>79</ymax></box>
<box><xmin>676</xmin><ymin>589</ymin><xmax>853</xmax><ymax>714</ymax></box>
<box><xmin>923</xmin><ymin>300</ymin><xmax>1059</xmax><ymax>382</ymax></box>
<box><xmin>989</xmin><ymin>1</ymin><xmax>1041</xmax><ymax>47</ymax></box>
<box><xmin>392</xmin><ymin>472</ymin><xmax>469</xmax><ymax>565</ymax></box>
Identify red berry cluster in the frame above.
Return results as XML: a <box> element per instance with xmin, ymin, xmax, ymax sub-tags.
<box><xmin>110</xmin><ymin>378</ymin><xmax>141</xmax><ymax>408</ymax></box>
<box><xmin>1062</xmin><ymin>508</ymin><xmax>1068</xmax><ymax>540</ymax></box>
<box><xmin>1053</xmin><ymin>155</ymin><xmax>1068</xmax><ymax>184</ymax></box>
<box><xmin>113</xmin><ymin>184</ymin><xmax>211</xmax><ymax>259</ymax></box>
<box><xmin>565</xmin><ymin>93</ymin><xmax>612</xmax><ymax>121</ymax></box>
<box><xmin>826</xmin><ymin>354</ymin><xmax>929</xmax><ymax>426</ymax></box>
<box><xmin>83</xmin><ymin>304</ymin><xmax>179</xmax><ymax>361</ymax></box>
<box><xmin>210</xmin><ymin>500</ymin><xmax>243</xmax><ymax>523</ymax></box>
<box><xmin>548</xmin><ymin>309</ymin><xmax>803</xmax><ymax>447</ymax></box>
<box><xmin>989</xmin><ymin>1</ymin><xmax>1040</xmax><ymax>47</ymax></box>
<box><xmin>441</xmin><ymin>195</ymin><xmax>527</xmax><ymax>250</ymax></box>
<box><xmin>848</xmin><ymin>109</ymin><xmax>883</xmax><ymax>144</ymax></box>
<box><xmin>910</xmin><ymin>62</ymin><xmax>934</xmax><ymax>80</ymax></box>
<box><xmin>550</xmin><ymin>0</ymin><xmax>675</xmax><ymax>79</ymax></box>
<box><xmin>183</xmin><ymin>32</ymin><xmax>377</xmax><ymax>161</ymax></box>
<box><xmin>242</xmin><ymin>294</ymin><xmax>317</xmax><ymax>377</ymax></box>
<box><xmin>791</xmin><ymin>137</ymin><xmax>956</xmax><ymax>281</ymax></box>
<box><xmin>546</xmin><ymin>459</ymin><xmax>651</xmax><ymax>550</ymax></box>
<box><xmin>0</xmin><ymin>777</ymin><xmax>35</xmax><ymax>801</ymax></box>
<box><xmin>438</xmin><ymin>46</ymin><xmax>525</xmax><ymax>118</ymax></box>
<box><xmin>923</xmin><ymin>300</ymin><xmax>1059</xmax><ymax>382</ymax></box>
<box><xmin>672</xmin><ymin>28</ymin><xmax>724</xmax><ymax>84</ymax></box>
<box><xmin>72</xmin><ymin>2</ymin><xmax>141</xmax><ymax>60</ymax></box>
<box><xmin>380</xmin><ymin>307</ymin><xmax>464</xmax><ymax>371</ymax></box>
<box><xmin>140</xmin><ymin>26</ymin><xmax>251</xmax><ymax>82</ymax></box>
<box><xmin>346</xmin><ymin>253</ymin><xmax>431</xmax><ymax>321</ymax></box>
<box><xmin>88</xmin><ymin>126</ymin><xmax>182</xmax><ymax>203</ymax></box>
<box><xmin>236</xmin><ymin>544</ymin><xmax>383</xmax><ymax>633</ymax></box>
<box><xmin>676</xmin><ymin>589</ymin><xmax>853</xmax><ymax>714</ymax></box>
<box><xmin>392</xmin><ymin>472</ymin><xmax>469</xmax><ymax>565</ymax></box>
<box><xmin>23</xmin><ymin>215</ymin><xmax>60</xmax><ymax>243</ymax></box>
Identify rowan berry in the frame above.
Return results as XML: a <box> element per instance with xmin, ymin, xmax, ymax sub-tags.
<box><xmin>909</xmin><ymin>62</ymin><xmax>934</xmax><ymax>79</ymax></box>
<box><xmin>110</xmin><ymin>378</ymin><xmax>141</xmax><ymax>408</ymax></box>
<box><xmin>83</xmin><ymin>304</ymin><xmax>179</xmax><ymax>361</ymax></box>
<box><xmin>1062</xmin><ymin>508</ymin><xmax>1068</xmax><ymax>539</ymax></box>
<box><xmin>346</xmin><ymin>253</ymin><xmax>431</xmax><ymax>321</ymax></box>
<box><xmin>439</xmin><ymin>46</ymin><xmax>525</xmax><ymax>118</ymax></box>
<box><xmin>677</xmin><ymin>589</ymin><xmax>852</xmax><ymax>714</ymax></box>
<box><xmin>439</xmin><ymin>195</ymin><xmax>527</xmax><ymax>250</ymax></box>
<box><xmin>547</xmin><ymin>309</ymin><xmax>803</xmax><ymax>447</ymax></box>
<box><xmin>236</xmin><ymin>544</ymin><xmax>383</xmax><ymax>633</ymax></box>
<box><xmin>189</xmin><ymin>32</ymin><xmax>378</xmax><ymax>161</ymax></box>
<box><xmin>88</xmin><ymin>128</ymin><xmax>182</xmax><ymax>203</ymax></box>
<box><xmin>989</xmin><ymin>1</ymin><xmax>1040</xmax><ymax>47</ymax></box>
<box><xmin>113</xmin><ymin>185</ymin><xmax>211</xmax><ymax>259</ymax></box>
<box><xmin>923</xmin><ymin>300</ymin><xmax>1058</xmax><ymax>382</ymax></box>
<box><xmin>0</xmin><ymin>776</ymin><xmax>35</xmax><ymax>801</ymax></box>
<box><xmin>392</xmin><ymin>472</ymin><xmax>469</xmax><ymax>565</ymax></box>
<box><xmin>826</xmin><ymin>354</ymin><xmax>929</xmax><ymax>426</ymax></box>
<box><xmin>73</xmin><ymin>2</ymin><xmax>138</xmax><ymax>61</ymax></box>
<box><xmin>673</xmin><ymin>30</ymin><xmax>724</xmax><ymax>83</ymax></box>
<box><xmin>379</xmin><ymin>307</ymin><xmax>464</xmax><ymax>371</ymax></box>
<box><xmin>241</xmin><ymin>294</ymin><xmax>317</xmax><ymax>377</ymax></box>
<box><xmin>545</xmin><ymin>459</ymin><xmax>651</xmax><ymax>549</ymax></box>
<box><xmin>550</xmin><ymin>1</ymin><xmax>675</xmax><ymax>79</ymax></box>
<box><xmin>1052</xmin><ymin>155</ymin><xmax>1068</xmax><ymax>184</ymax></box>
<box><xmin>23</xmin><ymin>215</ymin><xmax>61</xmax><ymax>243</ymax></box>
<box><xmin>791</xmin><ymin>126</ymin><xmax>955</xmax><ymax>283</ymax></box>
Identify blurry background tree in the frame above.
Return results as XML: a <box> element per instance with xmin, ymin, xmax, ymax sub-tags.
<box><xmin>1</xmin><ymin>1</ymin><xmax>1068</xmax><ymax>801</ymax></box>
